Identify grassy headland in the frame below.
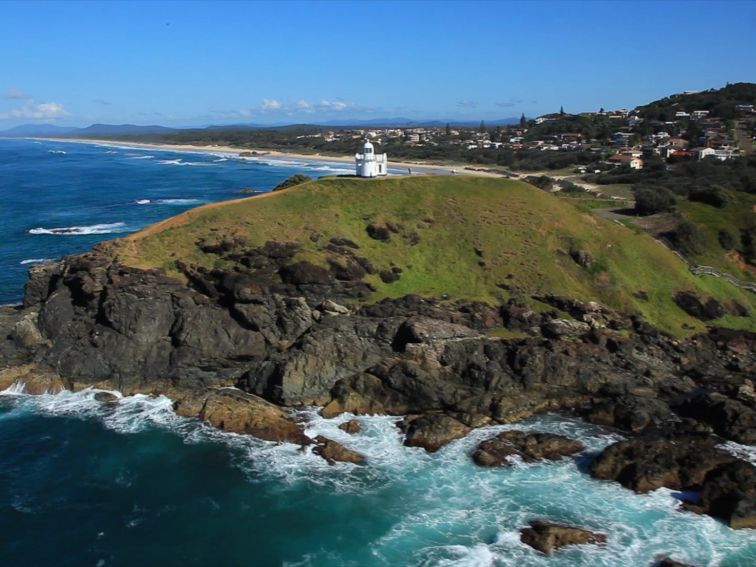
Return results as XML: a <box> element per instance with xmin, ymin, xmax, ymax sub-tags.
<box><xmin>114</xmin><ymin>175</ymin><xmax>755</xmax><ymax>336</ymax></box>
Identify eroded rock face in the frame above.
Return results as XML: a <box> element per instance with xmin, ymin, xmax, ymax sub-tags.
<box><xmin>472</xmin><ymin>431</ymin><xmax>584</xmax><ymax>467</ymax></box>
<box><xmin>3</xmin><ymin>243</ymin><xmax>756</xmax><ymax>512</ymax></box>
<box><xmin>520</xmin><ymin>520</ymin><xmax>606</xmax><ymax>554</ymax></box>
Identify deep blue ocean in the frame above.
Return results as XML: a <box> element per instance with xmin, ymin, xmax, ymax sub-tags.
<box><xmin>1</xmin><ymin>138</ymin><xmax>755</xmax><ymax>566</ymax></box>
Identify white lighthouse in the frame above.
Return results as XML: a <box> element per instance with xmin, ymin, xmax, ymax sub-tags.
<box><xmin>355</xmin><ymin>139</ymin><xmax>388</xmax><ymax>177</ymax></box>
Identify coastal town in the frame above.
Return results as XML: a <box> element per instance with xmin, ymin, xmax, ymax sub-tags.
<box><xmin>304</xmin><ymin>94</ymin><xmax>755</xmax><ymax>174</ymax></box>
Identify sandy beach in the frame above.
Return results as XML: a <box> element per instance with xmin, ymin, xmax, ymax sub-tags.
<box><xmin>35</xmin><ymin>137</ymin><xmax>504</xmax><ymax>177</ymax></box>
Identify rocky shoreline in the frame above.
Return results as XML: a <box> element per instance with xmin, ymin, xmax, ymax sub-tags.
<box><xmin>1</xmin><ymin>238</ymin><xmax>755</xmax><ymax>537</ymax></box>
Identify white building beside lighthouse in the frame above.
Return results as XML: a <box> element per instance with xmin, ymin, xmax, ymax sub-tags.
<box><xmin>355</xmin><ymin>139</ymin><xmax>388</xmax><ymax>177</ymax></box>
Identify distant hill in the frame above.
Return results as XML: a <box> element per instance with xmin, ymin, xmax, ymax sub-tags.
<box><xmin>74</xmin><ymin>123</ymin><xmax>177</xmax><ymax>136</ymax></box>
<box><xmin>117</xmin><ymin>175</ymin><xmax>755</xmax><ymax>336</ymax></box>
<box><xmin>0</xmin><ymin>123</ymin><xmax>177</xmax><ymax>138</ymax></box>
<box><xmin>637</xmin><ymin>82</ymin><xmax>756</xmax><ymax>121</ymax></box>
<box><xmin>0</xmin><ymin>123</ymin><xmax>79</xmax><ymax>137</ymax></box>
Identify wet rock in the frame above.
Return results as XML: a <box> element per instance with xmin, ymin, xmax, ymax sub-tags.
<box><xmin>0</xmin><ymin>363</ymin><xmax>66</xmax><ymax>394</ymax></box>
<box><xmin>655</xmin><ymin>559</ymin><xmax>696</xmax><ymax>567</ymax></box>
<box><xmin>400</xmin><ymin>414</ymin><xmax>471</xmax><ymax>452</ymax></box>
<box><xmin>472</xmin><ymin>430</ymin><xmax>584</xmax><ymax>467</ymax></box>
<box><xmin>338</xmin><ymin>419</ymin><xmax>362</xmax><ymax>434</ymax></box>
<box><xmin>94</xmin><ymin>391</ymin><xmax>119</xmax><ymax>403</ymax></box>
<box><xmin>590</xmin><ymin>436</ymin><xmax>734</xmax><ymax>493</ymax></box>
<box><xmin>590</xmin><ymin>436</ymin><xmax>756</xmax><ymax>528</ymax></box>
<box><xmin>191</xmin><ymin>388</ymin><xmax>309</xmax><ymax>445</ymax></box>
<box><xmin>520</xmin><ymin>520</ymin><xmax>606</xmax><ymax>554</ymax></box>
<box><xmin>312</xmin><ymin>435</ymin><xmax>365</xmax><ymax>465</ymax></box>
<box><xmin>698</xmin><ymin>460</ymin><xmax>756</xmax><ymax>529</ymax></box>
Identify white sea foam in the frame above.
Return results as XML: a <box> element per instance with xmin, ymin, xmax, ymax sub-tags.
<box><xmin>719</xmin><ymin>440</ymin><xmax>756</xmax><ymax>465</ymax></box>
<box><xmin>19</xmin><ymin>258</ymin><xmax>53</xmax><ymax>265</ymax></box>
<box><xmin>155</xmin><ymin>198</ymin><xmax>205</xmax><ymax>205</ymax></box>
<box><xmin>126</xmin><ymin>154</ymin><xmax>154</xmax><ymax>160</ymax></box>
<box><xmin>47</xmin><ymin>149</ymin><xmax>66</xmax><ymax>155</ymax></box>
<box><xmin>28</xmin><ymin>222</ymin><xmax>128</xmax><ymax>236</ymax></box>
<box><xmin>135</xmin><ymin>199</ymin><xmax>151</xmax><ymax>205</ymax></box>
<box><xmin>1</xmin><ymin>388</ymin><xmax>754</xmax><ymax>566</ymax></box>
<box><xmin>157</xmin><ymin>159</ymin><xmax>213</xmax><ymax>167</ymax></box>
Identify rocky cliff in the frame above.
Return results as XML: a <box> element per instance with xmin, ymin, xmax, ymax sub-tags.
<box><xmin>1</xmin><ymin>177</ymin><xmax>755</xmax><ymax>530</ymax></box>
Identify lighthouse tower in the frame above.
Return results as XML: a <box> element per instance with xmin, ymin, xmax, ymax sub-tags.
<box><xmin>355</xmin><ymin>139</ymin><xmax>388</xmax><ymax>177</ymax></box>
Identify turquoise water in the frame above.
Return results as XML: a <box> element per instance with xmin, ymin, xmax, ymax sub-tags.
<box><xmin>0</xmin><ymin>389</ymin><xmax>754</xmax><ymax>566</ymax></box>
<box><xmin>1</xmin><ymin>138</ymin><xmax>755</xmax><ymax>566</ymax></box>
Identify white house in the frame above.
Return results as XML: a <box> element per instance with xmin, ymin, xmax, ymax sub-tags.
<box><xmin>355</xmin><ymin>139</ymin><xmax>388</xmax><ymax>177</ymax></box>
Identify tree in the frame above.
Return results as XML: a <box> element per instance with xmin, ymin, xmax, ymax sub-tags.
<box><xmin>519</xmin><ymin>113</ymin><xmax>527</xmax><ymax>128</ymax></box>
<box><xmin>479</xmin><ymin>120</ymin><xmax>486</xmax><ymax>133</ymax></box>
<box><xmin>633</xmin><ymin>185</ymin><xmax>676</xmax><ymax>215</ymax></box>
<box><xmin>560</xmin><ymin>106</ymin><xmax>565</xmax><ymax>117</ymax></box>
<box><xmin>445</xmin><ymin>123</ymin><xmax>451</xmax><ymax>136</ymax></box>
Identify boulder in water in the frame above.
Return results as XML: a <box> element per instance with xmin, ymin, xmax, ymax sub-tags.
<box><xmin>473</xmin><ymin>430</ymin><xmax>584</xmax><ymax>467</ymax></box>
<box><xmin>520</xmin><ymin>520</ymin><xmax>606</xmax><ymax>554</ymax></box>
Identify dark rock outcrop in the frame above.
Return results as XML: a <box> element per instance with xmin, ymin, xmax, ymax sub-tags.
<box><xmin>520</xmin><ymin>520</ymin><xmax>606</xmax><ymax>554</ymax></box>
<box><xmin>472</xmin><ymin>430</ymin><xmax>584</xmax><ymax>467</ymax></box>
<box><xmin>590</xmin><ymin>436</ymin><xmax>756</xmax><ymax>528</ymax></box>
<box><xmin>3</xmin><ymin>241</ymin><xmax>756</xmax><ymax>532</ymax></box>
<box><xmin>674</xmin><ymin>291</ymin><xmax>725</xmax><ymax>321</ymax></box>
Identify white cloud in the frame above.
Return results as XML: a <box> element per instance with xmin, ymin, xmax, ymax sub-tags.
<box><xmin>319</xmin><ymin>99</ymin><xmax>347</xmax><ymax>111</ymax></box>
<box><xmin>3</xmin><ymin>87</ymin><xmax>33</xmax><ymax>100</ymax></box>
<box><xmin>456</xmin><ymin>100</ymin><xmax>478</xmax><ymax>109</ymax></box>
<box><xmin>296</xmin><ymin>99</ymin><xmax>314</xmax><ymax>112</ymax></box>
<box><xmin>0</xmin><ymin>101</ymin><xmax>69</xmax><ymax>120</ymax></box>
<box><xmin>261</xmin><ymin>98</ymin><xmax>281</xmax><ymax>111</ymax></box>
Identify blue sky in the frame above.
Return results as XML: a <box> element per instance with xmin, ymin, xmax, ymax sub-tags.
<box><xmin>1</xmin><ymin>0</ymin><xmax>755</xmax><ymax>127</ymax></box>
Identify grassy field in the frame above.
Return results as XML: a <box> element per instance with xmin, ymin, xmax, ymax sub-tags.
<box><xmin>115</xmin><ymin>175</ymin><xmax>755</xmax><ymax>336</ymax></box>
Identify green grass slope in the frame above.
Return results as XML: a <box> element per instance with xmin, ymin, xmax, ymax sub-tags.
<box><xmin>117</xmin><ymin>176</ymin><xmax>756</xmax><ymax>336</ymax></box>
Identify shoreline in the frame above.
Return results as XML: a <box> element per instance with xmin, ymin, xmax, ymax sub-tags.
<box><xmin>31</xmin><ymin>137</ymin><xmax>504</xmax><ymax>177</ymax></box>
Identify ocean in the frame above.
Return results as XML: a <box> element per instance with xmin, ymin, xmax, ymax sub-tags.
<box><xmin>1</xmin><ymin>138</ymin><xmax>755</xmax><ymax>566</ymax></box>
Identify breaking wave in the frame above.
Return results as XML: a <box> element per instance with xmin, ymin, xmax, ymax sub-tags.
<box><xmin>28</xmin><ymin>222</ymin><xmax>128</xmax><ymax>236</ymax></box>
<box><xmin>19</xmin><ymin>258</ymin><xmax>53</xmax><ymax>265</ymax></box>
<box><xmin>157</xmin><ymin>159</ymin><xmax>214</xmax><ymax>167</ymax></box>
<box><xmin>47</xmin><ymin>149</ymin><xmax>66</xmax><ymax>155</ymax></box>
<box><xmin>1</xmin><ymin>386</ymin><xmax>754</xmax><ymax>566</ymax></box>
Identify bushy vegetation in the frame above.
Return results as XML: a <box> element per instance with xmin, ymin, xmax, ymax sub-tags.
<box><xmin>633</xmin><ymin>185</ymin><xmax>676</xmax><ymax>215</ymax></box>
<box><xmin>273</xmin><ymin>174</ymin><xmax>312</xmax><ymax>192</ymax></box>
<box><xmin>637</xmin><ymin>82</ymin><xmax>756</xmax><ymax>121</ymax></box>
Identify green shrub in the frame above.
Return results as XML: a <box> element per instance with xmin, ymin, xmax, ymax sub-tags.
<box><xmin>633</xmin><ymin>185</ymin><xmax>676</xmax><ymax>215</ymax></box>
